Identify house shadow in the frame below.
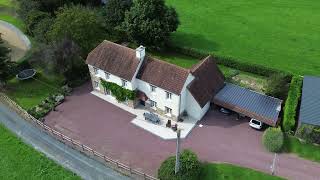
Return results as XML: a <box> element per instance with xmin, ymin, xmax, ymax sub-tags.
<box><xmin>198</xmin><ymin>110</ymin><xmax>248</xmax><ymax>128</ymax></box>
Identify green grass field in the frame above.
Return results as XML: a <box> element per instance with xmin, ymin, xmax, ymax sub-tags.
<box><xmin>0</xmin><ymin>0</ymin><xmax>14</xmax><ymax>7</ymax></box>
<box><xmin>166</xmin><ymin>0</ymin><xmax>320</xmax><ymax>75</ymax></box>
<box><xmin>7</xmin><ymin>72</ymin><xmax>63</xmax><ymax>110</ymax></box>
<box><xmin>0</xmin><ymin>124</ymin><xmax>80</xmax><ymax>180</ymax></box>
<box><xmin>284</xmin><ymin>136</ymin><xmax>320</xmax><ymax>163</ymax></box>
<box><xmin>201</xmin><ymin>163</ymin><xmax>284</xmax><ymax>180</ymax></box>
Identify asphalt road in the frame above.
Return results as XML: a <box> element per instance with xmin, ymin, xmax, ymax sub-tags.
<box><xmin>0</xmin><ymin>103</ymin><xmax>131</xmax><ymax>180</ymax></box>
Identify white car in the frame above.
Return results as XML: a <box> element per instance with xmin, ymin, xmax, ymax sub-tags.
<box><xmin>249</xmin><ymin>118</ymin><xmax>263</xmax><ymax>130</ymax></box>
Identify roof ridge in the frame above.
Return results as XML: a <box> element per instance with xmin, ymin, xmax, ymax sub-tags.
<box><xmin>147</xmin><ymin>55</ymin><xmax>190</xmax><ymax>73</ymax></box>
<box><xmin>103</xmin><ymin>40</ymin><xmax>136</xmax><ymax>53</ymax></box>
<box><xmin>190</xmin><ymin>55</ymin><xmax>212</xmax><ymax>73</ymax></box>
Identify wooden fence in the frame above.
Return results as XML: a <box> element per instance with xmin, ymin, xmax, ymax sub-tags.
<box><xmin>0</xmin><ymin>93</ymin><xmax>158</xmax><ymax>180</ymax></box>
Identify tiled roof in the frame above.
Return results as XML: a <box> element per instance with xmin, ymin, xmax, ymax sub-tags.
<box><xmin>188</xmin><ymin>56</ymin><xmax>225</xmax><ymax>107</ymax></box>
<box><xmin>86</xmin><ymin>40</ymin><xmax>140</xmax><ymax>81</ymax></box>
<box><xmin>299</xmin><ymin>76</ymin><xmax>320</xmax><ymax>126</ymax></box>
<box><xmin>213</xmin><ymin>83</ymin><xmax>282</xmax><ymax>126</ymax></box>
<box><xmin>137</xmin><ymin>57</ymin><xmax>190</xmax><ymax>95</ymax></box>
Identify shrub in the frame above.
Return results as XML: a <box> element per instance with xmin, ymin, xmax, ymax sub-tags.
<box><xmin>282</xmin><ymin>76</ymin><xmax>303</xmax><ymax>133</ymax></box>
<box><xmin>100</xmin><ymin>80</ymin><xmax>136</xmax><ymax>102</ymax></box>
<box><xmin>262</xmin><ymin>127</ymin><xmax>284</xmax><ymax>153</ymax></box>
<box><xmin>158</xmin><ymin>149</ymin><xmax>201</xmax><ymax>180</ymax></box>
<box><xmin>296</xmin><ymin>124</ymin><xmax>320</xmax><ymax>144</ymax></box>
<box><xmin>264</xmin><ymin>73</ymin><xmax>290</xmax><ymax>99</ymax></box>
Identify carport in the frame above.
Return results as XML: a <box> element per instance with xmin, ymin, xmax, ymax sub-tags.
<box><xmin>212</xmin><ymin>83</ymin><xmax>282</xmax><ymax>126</ymax></box>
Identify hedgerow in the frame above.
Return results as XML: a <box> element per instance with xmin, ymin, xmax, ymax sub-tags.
<box><xmin>282</xmin><ymin>76</ymin><xmax>303</xmax><ymax>134</ymax></box>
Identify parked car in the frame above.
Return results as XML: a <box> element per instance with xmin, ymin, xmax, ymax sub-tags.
<box><xmin>249</xmin><ymin>118</ymin><xmax>263</xmax><ymax>130</ymax></box>
<box><xmin>219</xmin><ymin>107</ymin><xmax>231</xmax><ymax>115</ymax></box>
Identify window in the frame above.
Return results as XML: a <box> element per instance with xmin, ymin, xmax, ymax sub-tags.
<box><xmin>105</xmin><ymin>72</ymin><xmax>110</xmax><ymax>79</ymax></box>
<box><xmin>121</xmin><ymin>79</ymin><xmax>127</xmax><ymax>87</ymax></box>
<box><xmin>150</xmin><ymin>85</ymin><xmax>156</xmax><ymax>92</ymax></box>
<box><xmin>150</xmin><ymin>100</ymin><xmax>157</xmax><ymax>108</ymax></box>
<box><xmin>166</xmin><ymin>91</ymin><xmax>172</xmax><ymax>99</ymax></box>
<box><xmin>93</xmin><ymin>67</ymin><xmax>99</xmax><ymax>75</ymax></box>
<box><xmin>104</xmin><ymin>87</ymin><xmax>110</xmax><ymax>95</ymax></box>
<box><xmin>165</xmin><ymin>107</ymin><xmax>172</xmax><ymax>114</ymax></box>
<box><xmin>94</xmin><ymin>81</ymin><xmax>99</xmax><ymax>88</ymax></box>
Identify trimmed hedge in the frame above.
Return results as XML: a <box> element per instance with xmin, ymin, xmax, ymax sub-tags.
<box><xmin>158</xmin><ymin>149</ymin><xmax>202</xmax><ymax>180</ymax></box>
<box><xmin>170</xmin><ymin>45</ymin><xmax>293</xmax><ymax>78</ymax></box>
<box><xmin>262</xmin><ymin>127</ymin><xmax>284</xmax><ymax>153</ymax></box>
<box><xmin>282</xmin><ymin>76</ymin><xmax>303</xmax><ymax>133</ymax></box>
<box><xmin>100</xmin><ymin>79</ymin><xmax>136</xmax><ymax>102</ymax></box>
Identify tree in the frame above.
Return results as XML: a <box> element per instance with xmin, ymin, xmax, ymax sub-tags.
<box><xmin>158</xmin><ymin>149</ymin><xmax>201</xmax><ymax>180</ymax></box>
<box><xmin>123</xmin><ymin>0</ymin><xmax>179</xmax><ymax>48</ymax></box>
<box><xmin>0</xmin><ymin>35</ymin><xmax>14</xmax><ymax>86</ymax></box>
<box><xmin>265</xmin><ymin>73</ymin><xmax>290</xmax><ymax>99</ymax></box>
<box><xmin>262</xmin><ymin>127</ymin><xmax>284</xmax><ymax>153</ymax></box>
<box><xmin>103</xmin><ymin>0</ymin><xmax>132</xmax><ymax>38</ymax></box>
<box><xmin>33</xmin><ymin>16</ymin><xmax>55</xmax><ymax>43</ymax></box>
<box><xmin>25</xmin><ymin>10</ymin><xmax>52</xmax><ymax>36</ymax></box>
<box><xmin>49</xmin><ymin>5</ymin><xmax>106</xmax><ymax>53</ymax></box>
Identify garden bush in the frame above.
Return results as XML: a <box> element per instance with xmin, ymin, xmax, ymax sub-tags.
<box><xmin>296</xmin><ymin>124</ymin><xmax>320</xmax><ymax>145</ymax></box>
<box><xmin>158</xmin><ymin>149</ymin><xmax>202</xmax><ymax>180</ymax></box>
<box><xmin>262</xmin><ymin>127</ymin><xmax>284</xmax><ymax>153</ymax></box>
<box><xmin>282</xmin><ymin>76</ymin><xmax>303</xmax><ymax>133</ymax></box>
<box><xmin>264</xmin><ymin>73</ymin><xmax>291</xmax><ymax>99</ymax></box>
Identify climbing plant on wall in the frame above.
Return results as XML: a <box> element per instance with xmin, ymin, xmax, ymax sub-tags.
<box><xmin>100</xmin><ymin>79</ymin><xmax>136</xmax><ymax>102</ymax></box>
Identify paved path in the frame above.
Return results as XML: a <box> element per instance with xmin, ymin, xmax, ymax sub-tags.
<box><xmin>0</xmin><ymin>103</ymin><xmax>130</xmax><ymax>180</ymax></box>
<box><xmin>0</xmin><ymin>20</ymin><xmax>31</xmax><ymax>61</ymax></box>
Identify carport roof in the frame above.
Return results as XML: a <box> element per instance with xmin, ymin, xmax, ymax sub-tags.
<box><xmin>213</xmin><ymin>83</ymin><xmax>282</xmax><ymax>126</ymax></box>
<box><xmin>299</xmin><ymin>76</ymin><xmax>320</xmax><ymax>126</ymax></box>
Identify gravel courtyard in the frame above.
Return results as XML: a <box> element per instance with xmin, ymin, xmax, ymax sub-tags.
<box><xmin>45</xmin><ymin>82</ymin><xmax>320</xmax><ymax>179</ymax></box>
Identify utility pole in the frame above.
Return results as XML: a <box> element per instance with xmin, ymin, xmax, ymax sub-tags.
<box><xmin>175</xmin><ymin>129</ymin><xmax>181</xmax><ymax>174</ymax></box>
<box><xmin>270</xmin><ymin>153</ymin><xmax>277</xmax><ymax>175</ymax></box>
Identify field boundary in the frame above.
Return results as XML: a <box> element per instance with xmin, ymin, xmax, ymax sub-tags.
<box><xmin>0</xmin><ymin>93</ymin><xmax>158</xmax><ymax>180</ymax></box>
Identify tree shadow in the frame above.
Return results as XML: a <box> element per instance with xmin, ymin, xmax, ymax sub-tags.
<box><xmin>171</xmin><ymin>31</ymin><xmax>220</xmax><ymax>52</ymax></box>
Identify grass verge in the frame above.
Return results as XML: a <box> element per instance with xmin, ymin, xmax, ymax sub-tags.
<box><xmin>200</xmin><ymin>163</ymin><xmax>284</xmax><ymax>180</ymax></box>
<box><xmin>284</xmin><ymin>136</ymin><xmax>320</xmax><ymax>163</ymax></box>
<box><xmin>0</xmin><ymin>123</ymin><xmax>80</xmax><ymax>179</ymax></box>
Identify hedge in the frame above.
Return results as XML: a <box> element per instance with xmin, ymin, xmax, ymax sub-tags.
<box><xmin>100</xmin><ymin>79</ymin><xmax>136</xmax><ymax>102</ymax></box>
<box><xmin>170</xmin><ymin>45</ymin><xmax>293</xmax><ymax>78</ymax></box>
<box><xmin>282</xmin><ymin>76</ymin><xmax>303</xmax><ymax>133</ymax></box>
<box><xmin>262</xmin><ymin>127</ymin><xmax>284</xmax><ymax>153</ymax></box>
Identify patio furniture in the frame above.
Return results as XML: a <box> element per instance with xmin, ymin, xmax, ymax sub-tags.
<box><xmin>172</xmin><ymin>124</ymin><xmax>178</xmax><ymax>131</ymax></box>
<box><xmin>166</xmin><ymin>120</ymin><xmax>171</xmax><ymax>128</ymax></box>
<box><xmin>143</xmin><ymin>112</ymin><xmax>160</xmax><ymax>124</ymax></box>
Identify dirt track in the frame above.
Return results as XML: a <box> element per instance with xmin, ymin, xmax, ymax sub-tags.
<box><xmin>0</xmin><ymin>20</ymin><xmax>30</xmax><ymax>61</ymax></box>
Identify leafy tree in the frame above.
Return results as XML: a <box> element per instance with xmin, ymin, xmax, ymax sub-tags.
<box><xmin>17</xmin><ymin>0</ymin><xmax>41</xmax><ymax>22</ymax></box>
<box><xmin>49</xmin><ymin>5</ymin><xmax>106</xmax><ymax>53</ymax></box>
<box><xmin>262</xmin><ymin>127</ymin><xmax>284</xmax><ymax>153</ymax></box>
<box><xmin>103</xmin><ymin>0</ymin><xmax>132</xmax><ymax>38</ymax></box>
<box><xmin>158</xmin><ymin>149</ymin><xmax>201</xmax><ymax>180</ymax></box>
<box><xmin>265</xmin><ymin>73</ymin><xmax>290</xmax><ymax>99</ymax></box>
<box><xmin>33</xmin><ymin>16</ymin><xmax>55</xmax><ymax>43</ymax></box>
<box><xmin>123</xmin><ymin>0</ymin><xmax>179</xmax><ymax>48</ymax></box>
<box><xmin>0</xmin><ymin>35</ymin><xmax>14</xmax><ymax>86</ymax></box>
<box><xmin>25</xmin><ymin>10</ymin><xmax>52</xmax><ymax>36</ymax></box>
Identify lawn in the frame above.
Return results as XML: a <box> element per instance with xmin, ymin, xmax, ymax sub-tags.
<box><xmin>0</xmin><ymin>124</ymin><xmax>80</xmax><ymax>180</ymax></box>
<box><xmin>166</xmin><ymin>0</ymin><xmax>320</xmax><ymax>75</ymax></box>
<box><xmin>201</xmin><ymin>163</ymin><xmax>284</xmax><ymax>180</ymax></box>
<box><xmin>6</xmin><ymin>72</ymin><xmax>63</xmax><ymax>110</ymax></box>
<box><xmin>0</xmin><ymin>0</ymin><xmax>14</xmax><ymax>8</ymax></box>
<box><xmin>284</xmin><ymin>136</ymin><xmax>320</xmax><ymax>163</ymax></box>
<box><xmin>0</xmin><ymin>13</ymin><xmax>24</xmax><ymax>30</ymax></box>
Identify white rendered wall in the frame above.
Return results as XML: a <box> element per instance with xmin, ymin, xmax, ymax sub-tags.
<box><xmin>179</xmin><ymin>74</ymin><xmax>195</xmax><ymax>115</ymax></box>
<box><xmin>185</xmin><ymin>90</ymin><xmax>210</xmax><ymax>120</ymax></box>
<box><xmin>89</xmin><ymin>65</ymin><xmax>134</xmax><ymax>91</ymax></box>
<box><xmin>136</xmin><ymin>79</ymin><xmax>180</xmax><ymax>117</ymax></box>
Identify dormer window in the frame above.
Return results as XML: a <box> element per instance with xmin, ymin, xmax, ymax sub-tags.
<box><xmin>150</xmin><ymin>85</ymin><xmax>156</xmax><ymax>92</ymax></box>
<box><xmin>121</xmin><ymin>79</ymin><xmax>127</xmax><ymax>87</ymax></box>
<box><xmin>166</xmin><ymin>91</ymin><xmax>172</xmax><ymax>99</ymax></box>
